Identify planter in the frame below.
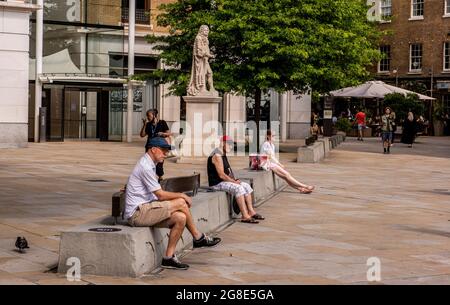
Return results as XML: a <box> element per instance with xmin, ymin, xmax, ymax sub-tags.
<box><xmin>346</xmin><ymin>127</ymin><xmax>372</xmax><ymax>137</ymax></box>
<box><xmin>433</xmin><ymin>120</ymin><xmax>445</xmax><ymax>136</ymax></box>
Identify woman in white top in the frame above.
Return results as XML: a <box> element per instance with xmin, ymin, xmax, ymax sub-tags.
<box><xmin>260</xmin><ymin>130</ymin><xmax>315</xmax><ymax>194</ymax></box>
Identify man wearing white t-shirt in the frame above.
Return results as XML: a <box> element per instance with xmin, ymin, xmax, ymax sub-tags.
<box><xmin>125</xmin><ymin>137</ymin><xmax>221</xmax><ymax>270</ymax></box>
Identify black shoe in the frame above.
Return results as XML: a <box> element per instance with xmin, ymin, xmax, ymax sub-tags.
<box><xmin>161</xmin><ymin>255</ymin><xmax>189</xmax><ymax>270</ymax></box>
<box><xmin>193</xmin><ymin>234</ymin><xmax>221</xmax><ymax>248</ymax></box>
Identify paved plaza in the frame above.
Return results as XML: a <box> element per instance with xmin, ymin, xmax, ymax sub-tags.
<box><xmin>0</xmin><ymin>136</ymin><xmax>449</xmax><ymax>284</ymax></box>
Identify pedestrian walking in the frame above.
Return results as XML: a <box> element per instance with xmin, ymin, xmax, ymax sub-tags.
<box><xmin>355</xmin><ymin>109</ymin><xmax>366</xmax><ymax>141</ymax></box>
<box><xmin>381</xmin><ymin>107</ymin><xmax>395</xmax><ymax>154</ymax></box>
<box><xmin>401</xmin><ymin>112</ymin><xmax>417</xmax><ymax>148</ymax></box>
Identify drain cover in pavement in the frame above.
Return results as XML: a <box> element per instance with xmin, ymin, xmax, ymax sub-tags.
<box><xmin>86</xmin><ymin>179</ymin><xmax>109</xmax><ymax>183</ymax></box>
<box><xmin>88</xmin><ymin>227</ymin><xmax>122</xmax><ymax>233</ymax></box>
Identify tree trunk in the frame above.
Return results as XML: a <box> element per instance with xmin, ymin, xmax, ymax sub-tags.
<box><xmin>255</xmin><ymin>88</ymin><xmax>261</xmax><ymax>152</ymax></box>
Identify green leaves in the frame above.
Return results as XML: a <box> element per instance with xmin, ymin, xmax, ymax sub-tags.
<box><xmin>384</xmin><ymin>93</ymin><xmax>425</xmax><ymax>121</ymax></box>
<box><xmin>141</xmin><ymin>0</ymin><xmax>381</xmax><ymax>97</ymax></box>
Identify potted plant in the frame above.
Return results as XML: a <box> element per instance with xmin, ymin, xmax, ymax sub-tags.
<box><xmin>335</xmin><ymin>117</ymin><xmax>352</xmax><ymax>135</ymax></box>
<box><xmin>433</xmin><ymin>101</ymin><xmax>445</xmax><ymax>136</ymax></box>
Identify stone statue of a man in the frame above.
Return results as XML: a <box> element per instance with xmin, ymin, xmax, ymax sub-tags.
<box><xmin>187</xmin><ymin>25</ymin><xmax>217</xmax><ymax>96</ymax></box>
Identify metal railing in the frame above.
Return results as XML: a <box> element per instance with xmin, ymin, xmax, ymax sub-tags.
<box><xmin>122</xmin><ymin>7</ymin><xmax>150</xmax><ymax>24</ymax></box>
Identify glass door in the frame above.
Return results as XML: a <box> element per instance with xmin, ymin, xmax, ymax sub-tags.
<box><xmin>64</xmin><ymin>88</ymin><xmax>99</xmax><ymax>140</ymax></box>
<box><xmin>64</xmin><ymin>88</ymin><xmax>82</xmax><ymax>139</ymax></box>
<box><xmin>42</xmin><ymin>85</ymin><xmax>64</xmax><ymax>142</ymax></box>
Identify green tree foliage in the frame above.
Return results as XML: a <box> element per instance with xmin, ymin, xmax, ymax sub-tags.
<box><xmin>384</xmin><ymin>93</ymin><xmax>425</xmax><ymax>122</ymax></box>
<box><xmin>139</xmin><ymin>0</ymin><xmax>381</xmax><ymax>147</ymax></box>
<box><xmin>140</xmin><ymin>0</ymin><xmax>381</xmax><ymax>96</ymax></box>
<box><xmin>335</xmin><ymin>117</ymin><xmax>352</xmax><ymax>133</ymax></box>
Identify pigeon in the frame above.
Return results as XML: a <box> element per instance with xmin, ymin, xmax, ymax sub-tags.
<box><xmin>15</xmin><ymin>237</ymin><xmax>29</xmax><ymax>253</ymax></box>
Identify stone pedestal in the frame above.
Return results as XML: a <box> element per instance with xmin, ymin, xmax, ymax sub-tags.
<box><xmin>286</xmin><ymin>91</ymin><xmax>311</xmax><ymax>139</ymax></box>
<box><xmin>177</xmin><ymin>95</ymin><xmax>222</xmax><ymax>163</ymax></box>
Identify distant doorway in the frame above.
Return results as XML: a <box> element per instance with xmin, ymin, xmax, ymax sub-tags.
<box><xmin>40</xmin><ymin>85</ymin><xmax>113</xmax><ymax>141</ymax></box>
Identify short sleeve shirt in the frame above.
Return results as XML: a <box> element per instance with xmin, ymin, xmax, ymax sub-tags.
<box><xmin>145</xmin><ymin>120</ymin><xmax>169</xmax><ymax>139</ymax></box>
<box><xmin>260</xmin><ymin>141</ymin><xmax>275</xmax><ymax>156</ymax></box>
<box><xmin>124</xmin><ymin>154</ymin><xmax>161</xmax><ymax>219</ymax></box>
<box><xmin>356</xmin><ymin>112</ymin><xmax>366</xmax><ymax>125</ymax></box>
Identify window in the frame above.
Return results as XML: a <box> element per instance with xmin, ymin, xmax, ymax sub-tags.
<box><xmin>445</xmin><ymin>0</ymin><xmax>450</xmax><ymax>15</ymax></box>
<box><xmin>444</xmin><ymin>42</ymin><xmax>450</xmax><ymax>70</ymax></box>
<box><xmin>379</xmin><ymin>45</ymin><xmax>391</xmax><ymax>72</ymax></box>
<box><xmin>411</xmin><ymin>0</ymin><xmax>424</xmax><ymax>18</ymax></box>
<box><xmin>109</xmin><ymin>54</ymin><xmax>157</xmax><ymax>77</ymax></box>
<box><xmin>410</xmin><ymin>44</ymin><xmax>423</xmax><ymax>72</ymax></box>
<box><xmin>381</xmin><ymin>0</ymin><xmax>392</xmax><ymax>18</ymax></box>
<box><xmin>122</xmin><ymin>0</ymin><xmax>151</xmax><ymax>24</ymax></box>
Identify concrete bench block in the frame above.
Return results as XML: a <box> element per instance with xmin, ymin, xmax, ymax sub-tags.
<box><xmin>328</xmin><ymin>138</ymin><xmax>334</xmax><ymax>149</ymax></box>
<box><xmin>58</xmin><ymin>219</ymin><xmax>156</xmax><ymax>278</ymax></box>
<box><xmin>330</xmin><ymin>136</ymin><xmax>339</xmax><ymax>147</ymax></box>
<box><xmin>336</xmin><ymin>131</ymin><xmax>346</xmax><ymax>142</ymax></box>
<box><xmin>58</xmin><ymin>169</ymin><xmax>285</xmax><ymax>278</ymax></box>
<box><xmin>274</xmin><ymin>173</ymin><xmax>286</xmax><ymax>191</ymax></box>
<box><xmin>316</xmin><ymin>138</ymin><xmax>331</xmax><ymax>157</ymax></box>
<box><xmin>58</xmin><ymin>191</ymin><xmax>230</xmax><ymax>278</ymax></box>
<box><xmin>297</xmin><ymin>142</ymin><xmax>325</xmax><ymax>163</ymax></box>
<box><xmin>235</xmin><ymin>170</ymin><xmax>284</xmax><ymax>202</ymax></box>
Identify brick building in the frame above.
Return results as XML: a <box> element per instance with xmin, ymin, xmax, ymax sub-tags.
<box><xmin>374</xmin><ymin>0</ymin><xmax>450</xmax><ymax>121</ymax></box>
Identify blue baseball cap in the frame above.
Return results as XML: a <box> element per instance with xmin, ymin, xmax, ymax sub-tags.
<box><xmin>146</xmin><ymin>137</ymin><xmax>172</xmax><ymax>150</ymax></box>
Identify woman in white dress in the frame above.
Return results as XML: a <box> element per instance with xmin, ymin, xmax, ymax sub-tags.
<box><xmin>260</xmin><ymin>130</ymin><xmax>315</xmax><ymax>194</ymax></box>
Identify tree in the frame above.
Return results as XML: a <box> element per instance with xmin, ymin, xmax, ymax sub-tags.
<box><xmin>384</xmin><ymin>93</ymin><xmax>425</xmax><ymax>123</ymax></box>
<box><xmin>139</xmin><ymin>0</ymin><xmax>381</xmax><ymax>146</ymax></box>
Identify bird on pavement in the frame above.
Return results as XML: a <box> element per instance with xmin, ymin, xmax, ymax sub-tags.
<box><xmin>15</xmin><ymin>237</ymin><xmax>29</xmax><ymax>253</ymax></box>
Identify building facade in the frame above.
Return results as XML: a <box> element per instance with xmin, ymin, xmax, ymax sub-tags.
<box><xmin>28</xmin><ymin>0</ymin><xmax>165</xmax><ymax>142</ymax></box>
<box><xmin>1</xmin><ymin>0</ymin><xmax>311</xmax><ymax>147</ymax></box>
<box><xmin>374</xmin><ymin>0</ymin><xmax>450</xmax><ymax>119</ymax></box>
<box><xmin>0</xmin><ymin>0</ymin><xmax>39</xmax><ymax>148</ymax></box>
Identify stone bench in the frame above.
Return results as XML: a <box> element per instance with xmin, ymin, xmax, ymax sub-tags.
<box><xmin>297</xmin><ymin>141</ymin><xmax>325</xmax><ymax>163</ymax></box>
<box><xmin>296</xmin><ymin>132</ymin><xmax>346</xmax><ymax>163</ymax></box>
<box><xmin>316</xmin><ymin>137</ymin><xmax>331</xmax><ymax>157</ymax></box>
<box><xmin>58</xmin><ymin>170</ymin><xmax>286</xmax><ymax>278</ymax></box>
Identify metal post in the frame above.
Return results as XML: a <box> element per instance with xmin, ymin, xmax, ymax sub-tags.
<box><xmin>279</xmin><ymin>92</ymin><xmax>287</xmax><ymax>142</ymax></box>
<box><xmin>126</xmin><ymin>0</ymin><xmax>136</xmax><ymax>143</ymax></box>
<box><xmin>323</xmin><ymin>96</ymin><xmax>334</xmax><ymax>137</ymax></box>
<box><xmin>430</xmin><ymin>67</ymin><xmax>434</xmax><ymax>98</ymax></box>
<box><xmin>39</xmin><ymin>107</ymin><xmax>46</xmax><ymax>142</ymax></box>
<box><xmin>34</xmin><ymin>0</ymin><xmax>43</xmax><ymax>142</ymax></box>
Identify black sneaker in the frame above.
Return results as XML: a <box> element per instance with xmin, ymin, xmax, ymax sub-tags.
<box><xmin>193</xmin><ymin>234</ymin><xmax>221</xmax><ymax>248</ymax></box>
<box><xmin>161</xmin><ymin>255</ymin><xmax>189</xmax><ymax>270</ymax></box>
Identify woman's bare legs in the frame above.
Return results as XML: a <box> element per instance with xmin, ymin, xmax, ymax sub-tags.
<box><xmin>271</xmin><ymin>165</ymin><xmax>314</xmax><ymax>192</ymax></box>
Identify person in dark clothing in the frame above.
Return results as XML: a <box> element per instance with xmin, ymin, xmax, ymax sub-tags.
<box><xmin>140</xmin><ymin>109</ymin><xmax>171</xmax><ymax>181</ymax></box>
<box><xmin>444</xmin><ymin>113</ymin><xmax>450</xmax><ymax>136</ymax></box>
<box><xmin>401</xmin><ymin>112</ymin><xmax>417</xmax><ymax>148</ymax></box>
<box><xmin>207</xmin><ymin>136</ymin><xmax>264</xmax><ymax>224</ymax></box>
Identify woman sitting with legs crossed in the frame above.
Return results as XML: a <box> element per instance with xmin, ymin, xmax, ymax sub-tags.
<box><xmin>260</xmin><ymin>130</ymin><xmax>315</xmax><ymax>194</ymax></box>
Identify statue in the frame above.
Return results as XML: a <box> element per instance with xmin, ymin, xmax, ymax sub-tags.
<box><xmin>187</xmin><ymin>25</ymin><xmax>218</xmax><ymax>96</ymax></box>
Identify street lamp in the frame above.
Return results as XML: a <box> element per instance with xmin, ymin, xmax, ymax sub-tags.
<box><xmin>392</xmin><ymin>68</ymin><xmax>398</xmax><ymax>87</ymax></box>
<box><xmin>429</xmin><ymin>67</ymin><xmax>434</xmax><ymax>98</ymax></box>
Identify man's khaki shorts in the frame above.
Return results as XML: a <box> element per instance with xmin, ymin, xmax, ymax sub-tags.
<box><xmin>128</xmin><ymin>201</ymin><xmax>172</xmax><ymax>228</ymax></box>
